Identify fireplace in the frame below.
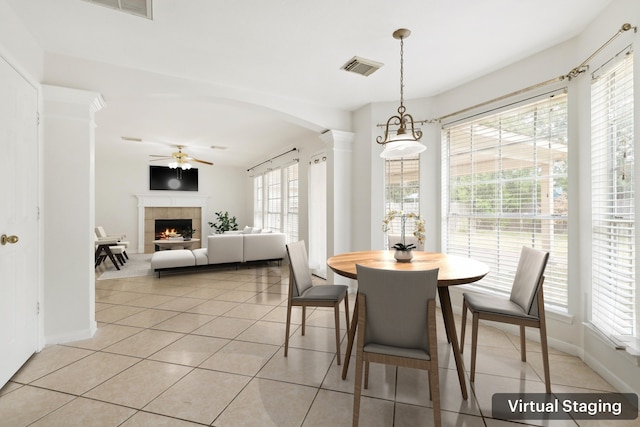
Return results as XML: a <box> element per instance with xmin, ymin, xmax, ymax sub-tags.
<box><xmin>137</xmin><ymin>196</ymin><xmax>206</xmax><ymax>253</ymax></box>
<box><xmin>155</xmin><ymin>219</ymin><xmax>192</xmax><ymax>240</ymax></box>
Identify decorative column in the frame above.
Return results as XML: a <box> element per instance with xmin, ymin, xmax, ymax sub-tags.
<box><xmin>320</xmin><ymin>130</ymin><xmax>354</xmax><ymax>284</ymax></box>
<box><xmin>42</xmin><ymin>85</ymin><xmax>105</xmax><ymax>344</ymax></box>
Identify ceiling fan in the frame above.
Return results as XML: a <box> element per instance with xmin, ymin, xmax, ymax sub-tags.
<box><xmin>149</xmin><ymin>145</ymin><xmax>214</xmax><ymax>169</ymax></box>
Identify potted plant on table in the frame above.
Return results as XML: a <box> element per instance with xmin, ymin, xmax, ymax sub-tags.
<box><xmin>180</xmin><ymin>226</ymin><xmax>196</xmax><ymax>241</ymax></box>
<box><xmin>382</xmin><ymin>210</ymin><xmax>425</xmax><ymax>262</ymax></box>
<box><xmin>208</xmin><ymin>211</ymin><xmax>239</xmax><ymax>234</ymax></box>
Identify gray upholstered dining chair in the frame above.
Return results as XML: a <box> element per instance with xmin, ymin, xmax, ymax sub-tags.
<box><xmin>353</xmin><ymin>264</ymin><xmax>441</xmax><ymax>427</ymax></box>
<box><xmin>284</xmin><ymin>241</ymin><xmax>350</xmax><ymax>365</ymax></box>
<box><xmin>460</xmin><ymin>246</ymin><xmax>551</xmax><ymax>393</ymax></box>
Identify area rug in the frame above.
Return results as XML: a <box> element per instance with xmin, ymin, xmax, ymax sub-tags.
<box><xmin>97</xmin><ymin>253</ymin><xmax>154</xmax><ymax>280</ymax></box>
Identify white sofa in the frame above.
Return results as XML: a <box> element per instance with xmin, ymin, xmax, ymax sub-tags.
<box><xmin>150</xmin><ymin>232</ymin><xmax>286</xmax><ymax>276</ymax></box>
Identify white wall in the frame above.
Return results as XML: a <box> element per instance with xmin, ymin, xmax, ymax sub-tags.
<box><xmin>0</xmin><ymin>1</ymin><xmax>43</xmax><ymax>82</ymax></box>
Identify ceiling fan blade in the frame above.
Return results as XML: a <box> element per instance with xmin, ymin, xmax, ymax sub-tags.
<box><xmin>149</xmin><ymin>154</ymin><xmax>171</xmax><ymax>157</ymax></box>
<box><xmin>150</xmin><ymin>158</ymin><xmax>172</xmax><ymax>162</ymax></box>
<box><xmin>193</xmin><ymin>159</ymin><xmax>214</xmax><ymax>165</ymax></box>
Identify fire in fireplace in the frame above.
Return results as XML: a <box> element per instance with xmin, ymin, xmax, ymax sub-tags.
<box><xmin>155</xmin><ymin>219</ymin><xmax>192</xmax><ymax>239</ymax></box>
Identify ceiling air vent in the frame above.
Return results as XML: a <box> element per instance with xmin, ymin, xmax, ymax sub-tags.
<box><xmin>82</xmin><ymin>0</ymin><xmax>153</xmax><ymax>20</ymax></box>
<box><xmin>341</xmin><ymin>56</ymin><xmax>383</xmax><ymax>77</ymax></box>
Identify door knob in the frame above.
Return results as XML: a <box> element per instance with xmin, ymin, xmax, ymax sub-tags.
<box><xmin>1</xmin><ymin>234</ymin><xmax>19</xmax><ymax>245</ymax></box>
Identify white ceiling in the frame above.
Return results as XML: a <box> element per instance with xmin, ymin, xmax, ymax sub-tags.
<box><xmin>6</xmin><ymin>0</ymin><xmax>611</xmax><ymax>167</ymax></box>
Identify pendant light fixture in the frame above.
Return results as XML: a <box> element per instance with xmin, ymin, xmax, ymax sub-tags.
<box><xmin>377</xmin><ymin>28</ymin><xmax>427</xmax><ymax>159</ymax></box>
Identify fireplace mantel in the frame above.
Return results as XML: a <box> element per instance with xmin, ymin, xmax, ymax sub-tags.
<box><xmin>136</xmin><ymin>194</ymin><xmax>209</xmax><ymax>253</ymax></box>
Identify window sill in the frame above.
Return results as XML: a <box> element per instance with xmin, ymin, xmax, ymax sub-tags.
<box><xmin>584</xmin><ymin>322</ymin><xmax>640</xmax><ymax>363</ymax></box>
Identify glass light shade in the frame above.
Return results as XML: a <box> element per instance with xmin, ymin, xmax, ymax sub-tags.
<box><xmin>168</xmin><ymin>161</ymin><xmax>192</xmax><ymax>170</ymax></box>
<box><xmin>380</xmin><ymin>139</ymin><xmax>426</xmax><ymax>158</ymax></box>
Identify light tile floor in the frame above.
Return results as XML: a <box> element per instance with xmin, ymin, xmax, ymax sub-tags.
<box><xmin>0</xmin><ymin>264</ymin><xmax>628</xmax><ymax>426</ymax></box>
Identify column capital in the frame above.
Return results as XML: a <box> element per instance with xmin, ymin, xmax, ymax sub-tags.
<box><xmin>319</xmin><ymin>129</ymin><xmax>355</xmax><ymax>151</ymax></box>
<box><xmin>42</xmin><ymin>84</ymin><xmax>105</xmax><ymax>119</ymax></box>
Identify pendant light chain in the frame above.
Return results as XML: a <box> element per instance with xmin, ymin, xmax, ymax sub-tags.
<box><xmin>399</xmin><ymin>35</ymin><xmax>405</xmax><ymax>111</ymax></box>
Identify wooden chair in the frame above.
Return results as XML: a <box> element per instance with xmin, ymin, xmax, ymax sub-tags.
<box><xmin>284</xmin><ymin>240</ymin><xmax>350</xmax><ymax>365</ymax></box>
<box><xmin>353</xmin><ymin>264</ymin><xmax>441</xmax><ymax>427</ymax></box>
<box><xmin>460</xmin><ymin>246</ymin><xmax>551</xmax><ymax>393</ymax></box>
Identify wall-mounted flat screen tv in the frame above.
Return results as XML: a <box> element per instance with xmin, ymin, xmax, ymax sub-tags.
<box><xmin>149</xmin><ymin>166</ymin><xmax>198</xmax><ymax>191</ymax></box>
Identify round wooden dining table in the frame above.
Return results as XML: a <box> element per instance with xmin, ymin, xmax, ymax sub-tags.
<box><xmin>327</xmin><ymin>250</ymin><xmax>490</xmax><ymax>400</ymax></box>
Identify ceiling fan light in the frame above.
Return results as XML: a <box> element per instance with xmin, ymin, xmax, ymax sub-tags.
<box><xmin>181</xmin><ymin>162</ymin><xmax>192</xmax><ymax>170</ymax></box>
<box><xmin>168</xmin><ymin>161</ymin><xmax>179</xmax><ymax>169</ymax></box>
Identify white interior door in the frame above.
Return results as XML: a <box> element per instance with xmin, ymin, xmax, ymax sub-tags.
<box><xmin>0</xmin><ymin>55</ymin><xmax>39</xmax><ymax>388</ymax></box>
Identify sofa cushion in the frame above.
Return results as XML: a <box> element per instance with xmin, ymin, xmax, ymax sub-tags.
<box><xmin>207</xmin><ymin>234</ymin><xmax>244</xmax><ymax>264</ymax></box>
<box><xmin>151</xmin><ymin>249</ymin><xmax>196</xmax><ymax>269</ymax></box>
<box><xmin>192</xmin><ymin>248</ymin><xmax>209</xmax><ymax>266</ymax></box>
<box><xmin>243</xmin><ymin>233</ymin><xmax>286</xmax><ymax>262</ymax></box>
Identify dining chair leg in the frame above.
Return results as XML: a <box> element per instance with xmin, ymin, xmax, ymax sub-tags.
<box><xmin>538</xmin><ymin>291</ymin><xmax>551</xmax><ymax>393</ymax></box>
<box><xmin>520</xmin><ymin>325</ymin><xmax>527</xmax><ymax>362</ymax></box>
<box><xmin>353</xmin><ymin>353</ymin><xmax>364</xmax><ymax>427</ymax></box>
<box><xmin>540</xmin><ymin>326</ymin><xmax>551</xmax><ymax>393</ymax></box>
<box><xmin>460</xmin><ymin>300</ymin><xmax>468</xmax><ymax>354</ymax></box>
<box><xmin>364</xmin><ymin>361</ymin><xmax>369</xmax><ymax>389</ymax></box>
<box><xmin>284</xmin><ymin>304</ymin><xmax>292</xmax><ymax>357</ymax></box>
<box><xmin>301</xmin><ymin>305</ymin><xmax>306</xmax><ymax>335</ymax></box>
<box><xmin>352</xmin><ymin>296</ymin><xmax>366</xmax><ymax>427</ymax></box>
<box><xmin>470</xmin><ymin>312</ymin><xmax>479</xmax><ymax>383</ymax></box>
<box><xmin>341</xmin><ymin>298</ymin><xmax>359</xmax><ymax>380</ymax></box>
<box><xmin>344</xmin><ymin>296</ymin><xmax>350</xmax><ymax>331</ymax></box>
<box><xmin>430</xmin><ymin>364</ymin><xmax>442</xmax><ymax>427</ymax></box>
<box><xmin>334</xmin><ymin>304</ymin><xmax>342</xmax><ymax>365</ymax></box>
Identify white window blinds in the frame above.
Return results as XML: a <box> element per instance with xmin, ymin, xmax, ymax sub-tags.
<box><xmin>265</xmin><ymin>168</ymin><xmax>281</xmax><ymax>232</ymax></box>
<box><xmin>385</xmin><ymin>157</ymin><xmax>420</xmax><ymax>238</ymax></box>
<box><xmin>252</xmin><ymin>163</ymin><xmax>299</xmax><ymax>243</ymax></box>
<box><xmin>442</xmin><ymin>93</ymin><xmax>569</xmax><ymax>309</ymax></box>
<box><xmin>253</xmin><ymin>175</ymin><xmax>263</xmax><ymax>228</ymax></box>
<box><xmin>591</xmin><ymin>47</ymin><xmax>636</xmax><ymax>343</ymax></box>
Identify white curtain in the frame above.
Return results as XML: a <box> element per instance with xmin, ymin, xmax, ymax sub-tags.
<box><xmin>308</xmin><ymin>155</ymin><xmax>327</xmax><ymax>278</ymax></box>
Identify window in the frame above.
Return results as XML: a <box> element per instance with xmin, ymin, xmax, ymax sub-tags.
<box><xmin>442</xmin><ymin>93</ymin><xmax>569</xmax><ymax>310</ymax></box>
<box><xmin>284</xmin><ymin>163</ymin><xmax>299</xmax><ymax>243</ymax></box>
<box><xmin>265</xmin><ymin>169</ymin><xmax>281</xmax><ymax>232</ymax></box>
<box><xmin>384</xmin><ymin>157</ymin><xmax>420</xmax><ymax>239</ymax></box>
<box><xmin>253</xmin><ymin>175</ymin><xmax>263</xmax><ymax>229</ymax></box>
<box><xmin>252</xmin><ymin>162</ymin><xmax>299</xmax><ymax>243</ymax></box>
<box><xmin>591</xmin><ymin>47</ymin><xmax>635</xmax><ymax>344</ymax></box>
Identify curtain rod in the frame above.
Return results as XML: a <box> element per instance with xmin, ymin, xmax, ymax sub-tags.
<box><xmin>437</xmin><ymin>23</ymin><xmax>636</xmax><ymax>123</ymax></box>
<box><xmin>247</xmin><ymin>148</ymin><xmax>298</xmax><ymax>172</ymax></box>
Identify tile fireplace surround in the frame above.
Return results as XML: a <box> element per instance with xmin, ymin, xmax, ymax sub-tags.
<box><xmin>136</xmin><ymin>195</ymin><xmax>208</xmax><ymax>253</ymax></box>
